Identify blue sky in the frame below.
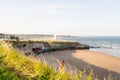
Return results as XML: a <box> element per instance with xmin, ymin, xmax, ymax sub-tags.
<box><xmin>0</xmin><ymin>0</ymin><xmax>120</xmax><ymax>36</ymax></box>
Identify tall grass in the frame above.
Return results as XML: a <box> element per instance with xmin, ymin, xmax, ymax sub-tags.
<box><xmin>0</xmin><ymin>66</ymin><xmax>20</xmax><ymax>80</ymax></box>
<box><xmin>0</xmin><ymin>40</ymin><xmax>93</xmax><ymax>80</ymax></box>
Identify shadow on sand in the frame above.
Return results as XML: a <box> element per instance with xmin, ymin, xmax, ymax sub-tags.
<box><xmin>36</xmin><ymin>50</ymin><xmax>120</xmax><ymax>80</ymax></box>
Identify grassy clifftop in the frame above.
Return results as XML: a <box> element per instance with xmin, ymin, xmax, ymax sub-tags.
<box><xmin>0</xmin><ymin>40</ymin><xmax>92</xmax><ymax>80</ymax></box>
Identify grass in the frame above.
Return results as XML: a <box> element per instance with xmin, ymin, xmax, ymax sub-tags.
<box><xmin>0</xmin><ymin>66</ymin><xmax>20</xmax><ymax>80</ymax></box>
<box><xmin>0</xmin><ymin>40</ymin><xmax>93</xmax><ymax>80</ymax></box>
<box><xmin>9</xmin><ymin>40</ymin><xmax>80</xmax><ymax>45</ymax></box>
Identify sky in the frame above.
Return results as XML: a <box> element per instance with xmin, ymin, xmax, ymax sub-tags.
<box><xmin>0</xmin><ymin>0</ymin><xmax>120</xmax><ymax>36</ymax></box>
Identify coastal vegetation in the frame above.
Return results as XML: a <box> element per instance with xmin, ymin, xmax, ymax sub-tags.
<box><xmin>0</xmin><ymin>40</ymin><xmax>92</xmax><ymax>80</ymax></box>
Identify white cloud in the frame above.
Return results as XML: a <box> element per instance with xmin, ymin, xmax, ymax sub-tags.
<box><xmin>47</xmin><ymin>3</ymin><xmax>83</xmax><ymax>9</ymax></box>
<box><xmin>29</xmin><ymin>4</ymin><xmax>84</xmax><ymax>14</ymax></box>
<box><xmin>0</xmin><ymin>3</ymin><xmax>87</xmax><ymax>14</ymax></box>
<box><xmin>0</xmin><ymin>3</ymin><xmax>86</xmax><ymax>9</ymax></box>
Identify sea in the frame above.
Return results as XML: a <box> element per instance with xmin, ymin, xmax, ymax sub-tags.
<box><xmin>57</xmin><ymin>36</ymin><xmax>120</xmax><ymax>58</ymax></box>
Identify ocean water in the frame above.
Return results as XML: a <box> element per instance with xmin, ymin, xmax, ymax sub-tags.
<box><xmin>57</xmin><ymin>36</ymin><xmax>120</xmax><ymax>57</ymax></box>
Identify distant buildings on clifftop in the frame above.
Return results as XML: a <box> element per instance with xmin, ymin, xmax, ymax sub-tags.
<box><xmin>0</xmin><ymin>33</ymin><xmax>77</xmax><ymax>41</ymax></box>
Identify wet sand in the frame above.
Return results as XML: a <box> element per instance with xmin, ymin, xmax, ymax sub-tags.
<box><xmin>38</xmin><ymin>50</ymin><xmax>120</xmax><ymax>80</ymax></box>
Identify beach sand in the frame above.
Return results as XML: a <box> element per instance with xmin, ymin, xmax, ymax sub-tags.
<box><xmin>38</xmin><ymin>50</ymin><xmax>120</xmax><ymax>80</ymax></box>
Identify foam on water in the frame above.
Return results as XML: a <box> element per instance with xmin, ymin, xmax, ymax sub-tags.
<box><xmin>57</xmin><ymin>36</ymin><xmax>120</xmax><ymax>57</ymax></box>
<box><xmin>90</xmin><ymin>48</ymin><xmax>120</xmax><ymax>57</ymax></box>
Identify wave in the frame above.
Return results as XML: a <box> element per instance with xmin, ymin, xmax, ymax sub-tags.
<box><xmin>58</xmin><ymin>36</ymin><xmax>120</xmax><ymax>57</ymax></box>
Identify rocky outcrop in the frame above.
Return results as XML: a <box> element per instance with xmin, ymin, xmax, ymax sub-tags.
<box><xmin>11</xmin><ymin>40</ymin><xmax>89</xmax><ymax>55</ymax></box>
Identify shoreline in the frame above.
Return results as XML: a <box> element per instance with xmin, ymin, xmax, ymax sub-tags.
<box><xmin>73</xmin><ymin>50</ymin><xmax>120</xmax><ymax>73</ymax></box>
<box><xmin>90</xmin><ymin>48</ymin><xmax>120</xmax><ymax>58</ymax></box>
<box><xmin>39</xmin><ymin>50</ymin><xmax>120</xmax><ymax>79</ymax></box>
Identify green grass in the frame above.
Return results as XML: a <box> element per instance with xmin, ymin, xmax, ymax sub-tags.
<box><xmin>0</xmin><ymin>40</ymin><xmax>93</xmax><ymax>80</ymax></box>
<box><xmin>0</xmin><ymin>66</ymin><xmax>20</xmax><ymax>80</ymax></box>
<box><xmin>9</xmin><ymin>40</ymin><xmax>79</xmax><ymax>45</ymax></box>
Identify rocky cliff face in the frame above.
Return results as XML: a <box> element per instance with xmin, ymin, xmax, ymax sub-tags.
<box><xmin>11</xmin><ymin>40</ymin><xmax>89</xmax><ymax>55</ymax></box>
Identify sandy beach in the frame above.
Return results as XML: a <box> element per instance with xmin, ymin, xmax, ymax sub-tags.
<box><xmin>73</xmin><ymin>50</ymin><xmax>120</xmax><ymax>73</ymax></box>
<box><xmin>39</xmin><ymin>50</ymin><xmax>120</xmax><ymax>80</ymax></box>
